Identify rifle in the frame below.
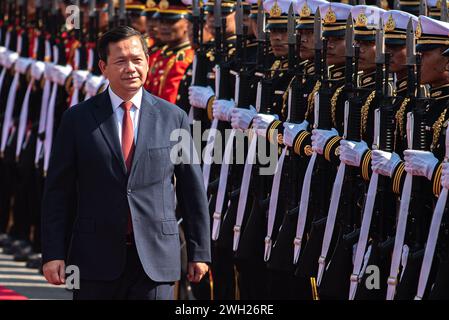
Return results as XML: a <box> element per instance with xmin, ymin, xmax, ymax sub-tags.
<box><xmin>108</xmin><ymin>0</ymin><xmax>116</xmax><ymax>29</ymax></box>
<box><xmin>268</xmin><ymin>3</ymin><xmax>309</xmax><ymax>273</ymax></box>
<box><xmin>386</xmin><ymin>21</ymin><xmax>431</xmax><ymax>299</ymax></box>
<box><xmin>191</xmin><ymin>0</ymin><xmax>210</xmax><ymax>122</ymax></box>
<box><xmin>119</xmin><ymin>0</ymin><xmax>126</xmax><ymax>26</ymax></box>
<box><xmin>88</xmin><ymin>0</ymin><xmax>101</xmax><ymax>75</ymax></box>
<box><xmin>348</xmin><ymin>20</ymin><xmax>397</xmax><ymax>300</ymax></box>
<box><xmin>232</xmin><ymin>0</ymin><xmax>269</xmax><ymax>254</ymax></box>
<box><xmin>295</xmin><ymin>8</ymin><xmax>336</xmax><ymax>285</ymax></box>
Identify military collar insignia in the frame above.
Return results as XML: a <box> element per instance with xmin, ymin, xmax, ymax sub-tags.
<box><xmin>430</xmin><ymin>83</ymin><xmax>449</xmax><ymax>100</ymax></box>
<box><xmin>305</xmin><ymin>62</ymin><xmax>315</xmax><ymax>75</ymax></box>
<box><xmin>361</xmin><ymin>71</ymin><xmax>376</xmax><ymax>87</ymax></box>
<box><xmin>330</xmin><ymin>65</ymin><xmax>345</xmax><ymax>80</ymax></box>
<box><xmin>396</xmin><ymin>78</ymin><xmax>408</xmax><ymax>94</ymax></box>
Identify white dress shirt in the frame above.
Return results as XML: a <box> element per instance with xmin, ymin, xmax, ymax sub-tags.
<box><xmin>108</xmin><ymin>86</ymin><xmax>142</xmax><ymax>146</ymax></box>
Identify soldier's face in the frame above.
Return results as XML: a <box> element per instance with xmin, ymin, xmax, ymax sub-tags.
<box><xmin>386</xmin><ymin>44</ymin><xmax>406</xmax><ymax>74</ymax></box>
<box><xmin>327</xmin><ymin>36</ymin><xmax>345</xmax><ymax>66</ymax></box>
<box><xmin>269</xmin><ymin>29</ymin><xmax>288</xmax><ymax>57</ymax></box>
<box><xmin>420</xmin><ymin>47</ymin><xmax>449</xmax><ymax>86</ymax></box>
<box><xmin>298</xmin><ymin>29</ymin><xmax>314</xmax><ymax>60</ymax></box>
<box><xmin>99</xmin><ymin>36</ymin><xmax>149</xmax><ymax>96</ymax></box>
<box><xmin>206</xmin><ymin>12</ymin><xmax>237</xmax><ymax>37</ymax></box>
<box><xmin>131</xmin><ymin>16</ymin><xmax>148</xmax><ymax>35</ymax></box>
<box><xmin>147</xmin><ymin>18</ymin><xmax>159</xmax><ymax>40</ymax></box>
<box><xmin>357</xmin><ymin>40</ymin><xmax>376</xmax><ymax>72</ymax></box>
<box><xmin>158</xmin><ymin>18</ymin><xmax>189</xmax><ymax>45</ymax></box>
<box><xmin>250</xmin><ymin>19</ymin><xmax>258</xmax><ymax>39</ymax></box>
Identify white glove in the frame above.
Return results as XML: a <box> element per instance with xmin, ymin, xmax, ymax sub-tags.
<box><xmin>0</xmin><ymin>47</ymin><xmax>6</xmax><ymax>66</ymax></box>
<box><xmin>340</xmin><ymin>140</ymin><xmax>369</xmax><ymax>167</ymax></box>
<box><xmin>230</xmin><ymin>106</ymin><xmax>257</xmax><ymax>130</ymax></box>
<box><xmin>253</xmin><ymin>113</ymin><xmax>279</xmax><ymax>137</ymax></box>
<box><xmin>212</xmin><ymin>99</ymin><xmax>235</xmax><ymax>121</ymax></box>
<box><xmin>85</xmin><ymin>75</ymin><xmax>104</xmax><ymax>97</ymax></box>
<box><xmin>53</xmin><ymin>64</ymin><xmax>73</xmax><ymax>86</ymax></box>
<box><xmin>15</xmin><ymin>57</ymin><xmax>32</xmax><ymax>74</ymax></box>
<box><xmin>371</xmin><ymin>150</ymin><xmax>401</xmax><ymax>177</ymax></box>
<box><xmin>188</xmin><ymin>85</ymin><xmax>215</xmax><ymax>109</ymax></box>
<box><xmin>44</xmin><ymin>62</ymin><xmax>55</xmax><ymax>81</ymax></box>
<box><xmin>31</xmin><ymin>61</ymin><xmax>45</xmax><ymax>80</ymax></box>
<box><xmin>283</xmin><ymin>120</ymin><xmax>309</xmax><ymax>147</ymax></box>
<box><xmin>311</xmin><ymin>128</ymin><xmax>338</xmax><ymax>154</ymax></box>
<box><xmin>4</xmin><ymin>51</ymin><xmax>18</xmax><ymax>69</ymax></box>
<box><xmin>404</xmin><ymin>149</ymin><xmax>439</xmax><ymax>180</ymax></box>
<box><xmin>441</xmin><ymin>162</ymin><xmax>449</xmax><ymax>189</ymax></box>
<box><xmin>72</xmin><ymin>70</ymin><xmax>90</xmax><ymax>89</ymax></box>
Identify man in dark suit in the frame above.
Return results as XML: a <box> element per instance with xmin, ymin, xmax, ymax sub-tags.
<box><xmin>41</xmin><ymin>26</ymin><xmax>211</xmax><ymax>300</ymax></box>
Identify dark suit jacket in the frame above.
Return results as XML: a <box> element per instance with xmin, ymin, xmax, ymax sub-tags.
<box><xmin>41</xmin><ymin>88</ymin><xmax>211</xmax><ymax>282</ymax></box>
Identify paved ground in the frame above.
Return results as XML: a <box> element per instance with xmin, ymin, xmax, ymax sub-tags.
<box><xmin>0</xmin><ymin>248</ymin><xmax>72</xmax><ymax>300</ymax></box>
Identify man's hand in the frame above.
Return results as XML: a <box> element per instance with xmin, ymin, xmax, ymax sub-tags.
<box><xmin>43</xmin><ymin>260</ymin><xmax>66</xmax><ymax>285</ymax></box>
<box><xmin>187</xmin><ymin>262</ymin><xmax>209</xmax><ymax>283</ymax></box>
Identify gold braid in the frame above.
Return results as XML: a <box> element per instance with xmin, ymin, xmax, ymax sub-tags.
<box><xmin>331</xmin><ymin>85</ymin><xmax>344</xmax><ymax>128</ymax></box>
<box><xmin>305</xmin><ymin>80</ymin><xmax>321</xmax><ymax>120</ymax></box>
<box><xmin>431</xmin><ymin>108</ymin><xmax>448</xmax><ymax>151</ymax></box>
<box><xmin>361</xmin><ymin>90</ymin><xmax>376</xmax><ymax>140</ymax></box>
<box><xmin>394</xmin><ymin>97</ymin><xmax>410</xmax><ymax>151</ymax></box>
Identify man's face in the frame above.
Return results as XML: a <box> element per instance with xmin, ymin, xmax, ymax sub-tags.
<box><xmin>269</xmin><ymin>29</ymin><xmax>288</xmax><ymax>57</ymax></box>
<box><xmin>386</xmin><ymin>44</ymin><xmax>406</xmax><ymax>74</ymax></box>
<box><xmin>356</xmin><ymin>40</ymin><xmax>376</xmax><ymax>72</ymax></box>
<box><xmin>299</xmin><ymin>29</ymin><xmax>314</xmax><ymax>60</ymax></box>
<box><xmin>420</xmin><ymin>47</ymin><xmax>449</xmax><ymax>85</ymax></box>
<box><xmin>158</xmin><ymin>18</ymin><xmax>188</xmax><ymax>45</ymax></box>
<box><xmin>327</xmin><ymin>36</ymin><xmax>346</xmax><ymax>66</ymax></box>
<box><xmin>147</xmin><ymin>18</ymin><xmax>159</xmax><ymax>40</ymax></box>
<box><xmin>205</xmin><ymin>11</ymin><xmax>236</xmax><ymax>37</ymax></box>
<box><xmin>99</xmin><ymin>36</ymin><xmax>149</xmax><ymax>94</ymax></box>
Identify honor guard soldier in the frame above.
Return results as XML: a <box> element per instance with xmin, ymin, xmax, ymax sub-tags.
<box><xmin>380</xmin><ymin>15</ymin><xmax>449</xmax><ymax>299</ymax></box>
<box><xmin>125</xmin><ymin>0</ymin><xmax>148</xmax><ymax>34</ymax></box>
<box><xmin>145</xmin><ymin>0</ymin><xmax>163</xmax><ymax>56</ymax></box>
<box><xmin>144</xmin><ymin>0</ymin><xmax>194</xmax><ymax>104</ymax></box>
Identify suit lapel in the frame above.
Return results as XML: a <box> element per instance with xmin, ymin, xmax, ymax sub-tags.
<box><xmin>131</xmin><ymin>90</ymin><xmax>160</xmax><ymax>174</ymax></box>
<box><xmin>91</xmin><ymin>90</ymin><xmax>127</xmax><ymax>175</ymax></box>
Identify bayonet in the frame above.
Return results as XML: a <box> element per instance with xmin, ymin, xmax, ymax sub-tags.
<box><xmin>442</xmin><ymin>0</ymin><xmax>448</xmax><ymax>22</ymax></box>
<box><xmin>393</xmin><ymin>0</ymin><xmax>400</xmax><ymax>10</ymax></box>
<box><xmin>314</xmin><ymin>8</ymin><xmax>322</xmax><ymax>51</ymax></box>
<box><xmin>236</xmin><ymin>0</ymin><xmax>243</xmax><ymax>36</ymax></box>
<box><xmin>119</xmin><ymin>0</ymin><xmax>125</xmax><ymax>26</ymax></box>
<box><xmin>419</xmin><ymin>0</ymin><xmax>427</xmax><ymax>16</ymax></box>
<box><xmin>108</xmin><ymin>0</ymin><xmax>115</xmax><ymax>28</ymax></box>
<box><xmin>406</xmin><ymin>18</ymin><xmax>416</xmax><ymax>66</ymax></box>
<box><xmin>345</xmin><ymin>14</ymin><xmax>354</xmax><ymax>58</ymax></box>
<box><xmin>287</xmin><ymin>3</ymin><xmax>296</xmax><ymax>74</ymax></box>
<box><xmin>192</xmin><ymin>0</ymin><xmax>201</xmax><ymax>48</ymax></box>
<box><xmin>375</xmin><ymin>18</ymin><xmax>385</xmax><ymax>65</ymax></box>
<box><xmin>257</xmin><ymin>0</ymin><xmax>265</xmax><ymax>41</ymax></box>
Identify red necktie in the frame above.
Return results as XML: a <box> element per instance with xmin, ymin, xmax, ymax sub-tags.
<box><xmin>121</xmin><ymin>101</ymin><xmax>135</xmax><ymax>236</ymax></box>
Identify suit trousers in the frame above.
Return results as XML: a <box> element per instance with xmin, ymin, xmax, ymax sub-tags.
<box><xmin>73</xmin><ymin>243</ymin><xmax>174</xmax><ymax>300</ymax></box>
